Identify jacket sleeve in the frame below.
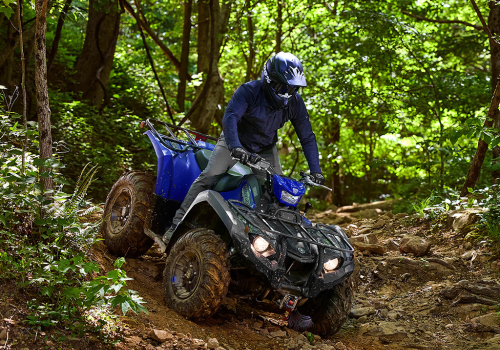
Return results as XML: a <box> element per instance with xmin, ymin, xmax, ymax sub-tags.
<box><xmin>290</xmin><ymin>94</ymin><xmax>322</xmax><ymax>174</ymax></box>
<box><xmin>222</xmin><ymin>85</ymin><xmax>250</xmax><ymax>151</ymax></box>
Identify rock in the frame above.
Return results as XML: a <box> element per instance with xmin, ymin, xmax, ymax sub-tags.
<box><xmin>350</xmin><ymin>307</ymin><xmax>376</xmax><ymax>317</ymax></box>
<box><xmin>357</xmin><ymin>227</ymin><xmax>372</xmax><ymax>235</ymax></box>
<box><xmin>270</xmin><ymin>330</ymin><xmax>286</xmax><ymax>338</ymax></box>
<box><xmin>215</xmin><ymin>347</ymin><xmax>226</xmax><ymax>350</ymax></box>
<box><xmin>352</xmin><ymin>241</ymin><xmax>386</xmax><ymax>255</ymax></box>
<box><xmin>149</xmin><ymin>329</ymin><xmax>173</xmax><ymax>343</ymax></box>
<box><xmin>358</xmin><ymin>315</ymin><xmax>368</xmax><ymax>323</ymax></box>
<box><xmin>461</xmin><ymin>251</ymin><xmax>475</xmax><ymax>260</ymax></box>
<box><xmin>361</xmin><ymin>321</ymin><xmax>408</xmax><ymax>341</ymax></box>
<box><xmin>313</xmin><ymin>334</ymin><xmax>321</xmax><ymax>341</ymax></box>
<box><xmin>399</xmin><ymin>235</ymin><xmax>431</xmax><ymax>257</ymax></box>
<box><xmin>0</xmin><ymin>329</ymin><xmax>6</xmax><ymax>340</ymax></box>
<box><xmin>334</xmin><ymin>342</ymin><xmax>347</xmax><ymax>350</ymax></box>
<box><xmin>393</xmin><ymin>213</ymin><xmax>408</xmax><ymax>220</ymax></box>
<box><xmin>354</xmin><ymin>209</ymin><xmax>382</xmax><ymax>219</ymax></box>
<box><xmin>350</xmin><ymin>233</ymin><xmax>378</xmax><ymax>245</ymax></box>
<box><xmin>380</xmin><ymin>309</ymin><xmax>389</xmax><ymax>318</ymax></box>
<box><xmin>373</xmin><ymin>219</ymin><xmax>386</xmax><ymax>229</ymax></box>
<box><xmin>472</xmin><ymin>313</ymin><xmax>500</xmax><ymax>328</ymax></box>
<box><xmin>207</xmin><ymin>338</ymin><xmax>219</xmax><ymax>349</ymax></box>
<box><xmin>385</xmin><ymin>239</ymin><xmax>399</xmax><ymax>251</ymax></box>
<box><xmin>385</xmin><ymin>211</ymin><xmax>394</xmax><ymax>218</ymax></box>
<box><xmin>387</xmin><ymin>310</ymin><xmax>398</xmax><ymax>320</ymax></box>
<box><xmin>446</xmin><ymin>208</ymin><xmax>486</xmax><ymax>230</ymax></box>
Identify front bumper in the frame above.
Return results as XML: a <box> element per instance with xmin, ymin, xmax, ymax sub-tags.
<box><xmin>228</xmin><ymin>200</ymin><xmax>355</xmax><ymax>298</ymax></box>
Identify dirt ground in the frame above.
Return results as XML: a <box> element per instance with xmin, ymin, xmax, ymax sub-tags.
<box><xmin>1</xmin><ymin>210</ymin><xmax>500</xmax><ymax>350</ymax></box>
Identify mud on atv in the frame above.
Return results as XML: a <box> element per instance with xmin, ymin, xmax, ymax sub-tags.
<box><xmin>101</xmin><ymin>119</ymin><xmax>355</xmax><ymax>337</ymax></box>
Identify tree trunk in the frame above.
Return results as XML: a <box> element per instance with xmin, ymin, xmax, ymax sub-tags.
<box><xmin>187</xmin><ymin>0</ymin><xmax>230</xmax><ymax>133</ymax></box>
<box><xmin>245</xmin><ymin>13</ymin><xmax>255</xmax><ymax>82</ymax></box>
<box><xmin>177</xmin><ymin>0</ymin><xmax>192</xmax><ymax>112</ymax></box>
<box><xmin>197</xmin><ymin>0</ymin><xmax>210</xmax><ymax>75</ymax></box>
<box><xmin>275</xmin><ymin>0</ymin><xmax>282</xmax><ymax>53</ymax></box>
<box><xmin>47</xmin><ymin>0</ymin><xmax>73</xmax><ymax>73</ymax></box>
<box><xmin>460</xmin><ymin>78</ymin><xmax>500</xmax><ymax>196</ymax></box>
<box><xmin>0</xmin><ymin>22</ymin><xmax>36</xmax><ymax>68</ymax></box>
<box><xmin>331</xmin><ymin>118</ymin><xmax>342</xmax><ymax>206</ymax></box>
<box><xmin>18</xmin><ymin>0</ymin><xmax>28</xmax><ymax>174</ymax></box>
<box><xmin>489</xmin><ymin>1</ymin><xmax>500</xmax><ymax>182</ymax></box>
<box><xmin>74</xmin><ymin>0</ymin><xmax>121</xmax><ymax>109</ymax></box>
<box><xmin>35</xmin><ymin>0</ymin><xmax>53</xmax><ymax>193</ymax></box>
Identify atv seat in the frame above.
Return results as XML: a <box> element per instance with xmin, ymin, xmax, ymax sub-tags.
<box><xmin>194</xmin><ymin>148</ymin><xmax>212</xmax><ymax>171</ymax></box>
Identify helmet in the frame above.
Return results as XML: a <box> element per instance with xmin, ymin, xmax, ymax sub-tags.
<box><xmin>261</xmin><ymin>52</ymin><xmax>307</xmax><ymax>110</ymax></box>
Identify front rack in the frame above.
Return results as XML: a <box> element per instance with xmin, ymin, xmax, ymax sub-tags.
<box><xmin>141</xmin><ymin>118</ymin><xmax>218</xmax><ymax>153</ymax></box>
<box><xmin>228</xmin><ymin>199</ymin><xmax>354</xmax><ymax>254</ymax></box>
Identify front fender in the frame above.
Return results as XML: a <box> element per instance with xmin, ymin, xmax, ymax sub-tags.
<box><xmin>165</xmin><ymin>190</ymin><xmax>247</xmax><ymax>253</ymax></box>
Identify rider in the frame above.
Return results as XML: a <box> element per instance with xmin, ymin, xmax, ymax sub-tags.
<box><xmin>163</xmin><ymin>52</ymin><xmax>324</xmax><ymax>244</ymax></box>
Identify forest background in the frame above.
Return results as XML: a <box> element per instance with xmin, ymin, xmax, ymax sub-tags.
<box><xmin>1</xmin><ymin>0</ymin><xmax>500</xmax><ymax>211</ymax></box>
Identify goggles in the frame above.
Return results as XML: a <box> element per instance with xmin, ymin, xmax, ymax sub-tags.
<box><xmin>270</xmin><ymin>81</ymin><xmax>300</xmax><ymax>98</ymax></box>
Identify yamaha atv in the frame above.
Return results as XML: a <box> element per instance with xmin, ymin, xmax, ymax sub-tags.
<box><xmin>101</xmin><ymin>119</ymin><xmax>355</xmax><ymax>336</ymax></box>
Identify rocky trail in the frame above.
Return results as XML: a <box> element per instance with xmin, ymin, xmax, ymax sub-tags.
<box><xmin>1</xmin><ymin>203</ymin><xmax>500</xmax><ymax>350</ymax></box>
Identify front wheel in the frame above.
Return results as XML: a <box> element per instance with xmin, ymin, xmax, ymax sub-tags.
<box><xmin>101</xmin><ymin>171</ymin><xmax>155</xmax><ymax>258</ymax></box>
<box><xmin>299</xmin><ymin>276</ymin><xmax>354</xmax><ymax>337</ymax></box>
<box><xmin>163</xmin><ymin>228</ymin><xmax>230</xmax><ymax>319</ymax></box>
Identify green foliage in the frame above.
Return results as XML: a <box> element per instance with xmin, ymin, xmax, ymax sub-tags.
<box><xmin>0</xmin><ymin>107</ymin><xmax>147</xmax><ymax>333</ymax></box>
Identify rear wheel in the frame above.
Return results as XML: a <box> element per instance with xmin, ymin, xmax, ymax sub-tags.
<box><xmin>299</xmin><ymin>276</ymin><xmax>354</xmax><ymax>337</ymax></box>
<box><xmin>163</xmin><ymin>228</ymin><xmax>230</xmax><ymax>319</ymax></box>
<box><xmin>101</xmin><ymin>171</ymin><xmax>155</xmax><ymax>258</ymax></box>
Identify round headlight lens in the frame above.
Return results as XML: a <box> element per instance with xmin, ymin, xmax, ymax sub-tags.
<box><xmin>324</xmin><ymin>258</ymin><xmax>339</xmax><ymax>273</ymax></box>
<box><xmin>253</xmin><ymin>236</ymin><xmax>270</xmax><ymax>253</ymax></box>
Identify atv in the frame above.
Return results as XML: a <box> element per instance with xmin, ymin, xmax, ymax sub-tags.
<box><xmin>101</xmin><ymin>119</ymin><xmax>355</xmax><ymax>336</ymax></box>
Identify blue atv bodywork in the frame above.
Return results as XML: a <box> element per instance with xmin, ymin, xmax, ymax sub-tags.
<box><xmin>143</xmin><ymin>119</ymin><xmax>354</xmax><ymax>300</ymax></box>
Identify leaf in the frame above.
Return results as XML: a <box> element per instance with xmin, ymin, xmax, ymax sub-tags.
<box><xmin>33</xmin><ymin>158</ymin><xmax>46</xmax><ymax>166</ymax></box>
<box><xmin>114</xmin><ymin>257</ymin><xmax>126</xmax><ymax>269</ymax></box>
<box><xmin>121</xmin><ymin>300</ymin><xmax>131</xmax><ymax>315</ymax></box>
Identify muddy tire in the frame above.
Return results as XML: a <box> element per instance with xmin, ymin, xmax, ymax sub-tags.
<box><xmin>101</xmin><ymin>171</ymin><xmax>155</xmax><ymax>258</ymax></box>
<box><xmin>300</xmin><ymin>276</ymin><xmax>354</xmax><ymax>337</ymax></box>
<box><xmin>163</xmin><ymin>228</ymin><xmax>230</xmax><ymax>320</ymax></box>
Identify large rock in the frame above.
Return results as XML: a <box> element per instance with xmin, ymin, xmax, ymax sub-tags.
<box><xmin>207</xmin><ymin>338</ymin><xmax>220</xmax><ymax>349</ymax></box>
<box><xmin>446</xmin><ymin>208</ymin><xmax>486</xmax><ymax>231</ymax></box>
<box><xmin>352</xmin><ymin>209</ymin><xmax>381</xmax><ymax>219</ymax></box>
<box><xmin>352</xmin><ymin>241</ymin><xmax>386</xmax><ymax>255</ymax></box>
<box><xmin>375</xmin><ymin>257</ymin><xmax>454</xmax><ymax>282</ymax></box>
<box><xmin>149</xmin><ymin>329</ymin><xmax>173</xmax><ymax>343</ymax></box>
<box><xmin>399</xmin><ymin>235</ymin><xmax>431</xmax><ymax>256</ymax></box>
<box><xmin>350</xmin><ymin>307</ymin><xmax>376</xmax><ymax>318</ymax></box>
<box><xmin>360</xmin><ymin>322</ymin><xmax>408</xmax><ymax>341</ymax></box>
<box><xmin>472</xmin><ymin>313</ymin><xmax>500</xmax><ymax>328</ymax></box>
<box><xmin>372</xmin><ymin>219</ymin><xmax>386</xmax><ymax>229</ymax></box>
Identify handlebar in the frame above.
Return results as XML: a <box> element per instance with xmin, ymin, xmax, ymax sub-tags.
<box><xmin>235</xmin><ymin>159</ymin><xmax>332</xmax><ymax>191</ymax></box>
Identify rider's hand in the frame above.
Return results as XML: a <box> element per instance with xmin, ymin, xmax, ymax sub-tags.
<box><xmin>311</xmin><ymin>172</ymin><xmax>325</xmax><ymax>185</ymax></box>
<box><xmin>230</xmin><ymin>147</ymin><xmax>251</xmax><ymax>164</ymax></box>
<box><xmin>248</xmin><ymin>153</ymin><xmax>264</xmax><ymax>165</ymax></box>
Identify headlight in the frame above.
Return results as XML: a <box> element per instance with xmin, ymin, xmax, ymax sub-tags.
<box><xmin>281</xmin><ymin>190</ymin><xmax>301</xmax><ymax>205</ymax></box>
<box><xmin>324</xmin><ymin>258</ymin><xmax>340</xmax><ymax>273</ymax></box>
<box><xmin>252</xmin><ymin>236</ymin><xmax>276</xmax><ymax>257</ymax></box>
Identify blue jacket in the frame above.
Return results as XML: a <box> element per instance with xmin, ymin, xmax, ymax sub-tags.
<box><xmin>222</xmin><ymin>80</ymin><xmax>321</xmax><ymax>174</ymax></box>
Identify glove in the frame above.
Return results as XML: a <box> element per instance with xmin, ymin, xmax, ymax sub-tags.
<box><xmin>311</xmin><ymin>172</ymin><xmax>325</xmax><ymax>185</ymax></box>
<box><xmin>248</xmin><ymin>153</ymin><xmax>264</xmax><ymax>165</ymax></box>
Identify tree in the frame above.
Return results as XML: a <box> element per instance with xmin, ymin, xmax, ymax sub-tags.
<box><xmin>74</xmin><ymin>0</ymin><xmax>122</xmax><ymax>110</ymax></box>
<box><xmin>35</xmin><ymin>0</ymin><xmax>53</xmax><ymax>192</ymax></box>
<box><xmin>177</xmin><ymin>0</ymin><xmax>192</xmax><ymax>112</ymax></box>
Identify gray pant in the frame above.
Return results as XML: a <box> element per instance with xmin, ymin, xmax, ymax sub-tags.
<box><xmin>172</xmin><ymin>134</ymin><xmax>283</xmax><ymax>225</ymax></box>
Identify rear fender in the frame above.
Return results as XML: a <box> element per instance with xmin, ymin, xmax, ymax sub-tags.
<box><xmin>165</xmin><ymin>190</ymin><xmax>247</xmax><ymax>254</ymax></box>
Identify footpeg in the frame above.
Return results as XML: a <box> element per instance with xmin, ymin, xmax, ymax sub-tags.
<box><xmin>144</xmin><ymin>228</ymin><xmax>167</xmax><ymax>253</ymax></box>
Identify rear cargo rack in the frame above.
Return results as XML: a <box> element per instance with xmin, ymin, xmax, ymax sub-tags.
<box><xmin>143</xmin><ymin>118</ymin><xmax>218</xmax><ymax>152</ymax></box>
<box><xmin>228</xmin><ymin>199</ymin><xmax>354</xmax><ymax>254</ymax></box>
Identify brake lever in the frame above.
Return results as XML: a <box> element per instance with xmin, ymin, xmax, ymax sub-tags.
<box><xmin>300</xmin><ymin>172</ymin><xmax>333</xmax><ymax>191</ymax></box>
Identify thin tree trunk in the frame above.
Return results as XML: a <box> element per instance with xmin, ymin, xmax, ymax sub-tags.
<box><xmin>47</xmin><ymin>0</ymin><xmax>73</xmax><ymax>73</ymax></box>
<box><xmin>460</xmin><ymin>79</ymin><xmax>500</xmax><ymax>196</ymax></box>
<box><xmin>197</xmin><ymin>0</ymin><xmax>210</xmax><ymax>74</ymax></box>
<box><xmin>331</xmin><ymin>118</ymin><xmax>342</xmax><ymax>206</ymax></box>
<box><xmin>275</xmin><ymin>0</ymin><xmax>282</xmax><ymax>53</ymax></box>
<box><xmin>489</xmin><ymin>1</ymin><xmax>500</xmax><ymax>182</ymax></box>
<box><xmin>35</xmin><ymin>0</ymin><xmax>53</xmax><ymax>193</ymax></box>
<box><xmin>177</xmin><ymin>0</ymin><xmax>192</xmax><ymax>112</ymax></box>
<box><xmin>245</xmin><ymin>13</ymin><xmax>255</xmax><ymax>82</ymax></box>
<box><xmin>18</xmin><ymin>0</ymin><xmax>28</xmax><ymax>174</ymax></box>
<box><xmin>74</xmin><ymin>0</ymin><xmax>121</xmax><ymax>109</ymax></box>
<box><xmin>181</xmin><ymin>0</ymin><xmax>230</xmax><ymax>133</ymax></box>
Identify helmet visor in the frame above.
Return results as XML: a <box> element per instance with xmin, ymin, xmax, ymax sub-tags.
<box><xmin>270</xmin><ymin>82</ymin><xmax>300</xmax><ymax>98</ymax></box>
